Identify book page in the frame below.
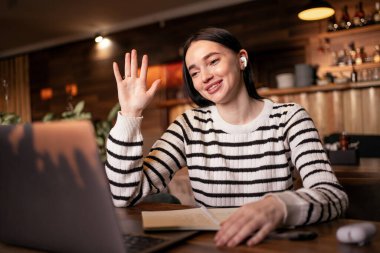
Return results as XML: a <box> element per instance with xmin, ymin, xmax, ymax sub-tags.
<box><xmin>142</xmin><ymin>207</ymin><xmax>238</xmax><ymax>231</ymax></box>
<box><xmin>208</xmin><ymin>208</ymin><xmax>238</xmax><ymax>223</ymax></box>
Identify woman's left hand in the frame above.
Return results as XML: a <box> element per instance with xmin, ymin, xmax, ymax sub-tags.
<box><xmin>214</xmin><ymin>196</ymin><xmax>286</xmax><ymax>247</ymax></box>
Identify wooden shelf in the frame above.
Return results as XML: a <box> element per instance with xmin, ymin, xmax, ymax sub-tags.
<box><xmin>318</xmin><ymin>24</ymin><xmax>380</xmax><ymax>39</ymax></box>
<box><xmin>258</xmin><ymin>81</ymin><xmax>380</xmax><ymax>96</ymax></box>
<box><xmin>319</xmin><ymin>62</ymin><xmax>380</xmax><ymax>73</ymax></box>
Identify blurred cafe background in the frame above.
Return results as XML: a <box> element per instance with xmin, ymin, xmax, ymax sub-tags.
<box><xmin>1</xmin><ymin>0</ymin><xmax>380</xmax><ymax>220</ymax></box>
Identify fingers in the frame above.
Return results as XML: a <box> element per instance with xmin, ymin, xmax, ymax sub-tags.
<box><xmin>215</xmin><ymin>222</ymin><xmax>248</xmax><ymax>247</ymax></box>
<box><xmin>113</xmin><ymin>62</ymin><xmax>123</xmax><ymax>83</ymax></box>
<box><xmin>246</xmin><ymin>223</ymin><xmax>273</xmax><ymax>246</ymax></box>
<box><xmin>214</xmin><ymin>199</ymin><xmax>284</xmax><ymax>248</ymax></box>
<box><xmin>131</xmin><ymin>49</ymin><xmax>138</xmax><ymax>78</ymax></box>
<box><xmin>227</xmin><ymin>219</ymin><xmax>262</xmax><ymax>247</ymax></box>
<box><xmin>124</xmin><ymin>52</ymin><xmax>131</xmax><ymax>78</ymax></box>
<box><xmin>146</xmin><ymin>79</ymin><xmax>161</xmax><ymax>97</ymax></box>
<box><xmin>126</xmin><ymin>49</ymin><xmax>146</xmax><ymax>79</ymax></box>
<box><xmin>215</xmin><ymin>212</ymin><xmax>258</xmax><ymax>247</ymax></box>
<box><xmin>139</xmin><ymin>54</ymin><xmax>148</xmax><ymax>81</ymax></box>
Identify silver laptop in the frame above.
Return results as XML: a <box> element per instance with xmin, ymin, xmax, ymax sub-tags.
<box><xmin>0</xmin><ymin>121</ymin><xmax>196</xmax><ymax>253</ymax></box>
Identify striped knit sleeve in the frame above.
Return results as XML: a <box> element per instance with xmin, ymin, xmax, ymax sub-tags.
<box><xmin>105</xmin><ymin>112</ymin><xmax>187</xmax><ymax>207</ymax></box>
<box><xmin>270</xmin><ymin>104</ymin><xmax>348</xmax><ymax>226</ymax></box>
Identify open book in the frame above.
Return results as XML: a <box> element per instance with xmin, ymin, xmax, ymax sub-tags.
<box><xmin>142</xmin><ymin>207</ymin><xmax>238</xmax><ymax>231</ymax></box>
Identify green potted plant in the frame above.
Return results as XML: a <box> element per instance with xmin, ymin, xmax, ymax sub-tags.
<box><xmin>0</xmin><ymin>112</ymin><xmax>21</xmax><ymax>125</ymax></box>
<box><xmin>42</xmin><ymin>100</ymin><xmax>119</xmax><ymax>162</ymax></box>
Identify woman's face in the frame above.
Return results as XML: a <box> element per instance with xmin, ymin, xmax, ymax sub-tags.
<box><xmin>185</xmin><ymin>40</ymin><xmax>247</xmax><ymax>105</ymax></box>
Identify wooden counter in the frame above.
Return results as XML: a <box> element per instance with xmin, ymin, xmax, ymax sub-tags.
<box><xmin>157</xmin><ymin>81</ymin><xmax>380</xmax><ymax>108</ymax></box>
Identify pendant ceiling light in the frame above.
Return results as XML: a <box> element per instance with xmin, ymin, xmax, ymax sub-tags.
<box><xmin>298</xmin><ymin>0</ymin><xmax>335</xmax><ymax>21</ymax></box>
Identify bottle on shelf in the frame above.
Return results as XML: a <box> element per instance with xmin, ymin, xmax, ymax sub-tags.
<box><xmin>331</xmin><ymin>51</ymin><xmax>338</xmax><ymax>66</ymax></box>
<box><xmin>354</xmin><ymin>47</ymin><xmax>367</xmax><ymax>65</ymax></box>
<box><xmin>339</xmin><ymin>5</ymin><xmax>352</xmax><ymax>29</ymax></box>
<box><xmin>345</xmin><ymin>42</ymin><xmax>356</xmax><ymax>65</ymax></box>
<box><xmin>327</xmin><ymin>14</ymin><xmax>339</xmax><ymax>32</ymax></box>
<box><xmin>336</xmin><ymin>50</ymin><xmax>346</xmax><ymax>66</ymax></box>
<box><xmin>351</xmin><ymin>66</ymin><xmax>358</xmax><ymax>82</ymax></box>
<box><xmin>339</xmin><ymin>132</ymin><xmax>349</xmax><ymax>150</ymax></box>
<box><xmin>352</xmin><ymin>1</ymin><xmax>367</xmax><ymax>27</ymax></box>
<box><xmin>373</xmin><ymin>2</ymin><xmax>380</xmax><ymax>24</ymax></box>
<box><xmin>373</xmin><ymin>45</ymin><xmax>380</xmax><ymax>63</ymax></box>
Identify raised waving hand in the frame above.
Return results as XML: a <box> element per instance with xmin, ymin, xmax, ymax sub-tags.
<box><xmin>113</xmin><ymin>49</ymin><xmax>161</xmax><ymax>117</ymax></box>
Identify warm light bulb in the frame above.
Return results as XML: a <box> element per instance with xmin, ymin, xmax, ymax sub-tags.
<box><xmin>95</xmin><ymin>35</ymin><xmax>103</xmax><ymax>43</ymax></box>
<box><xmin>298</xmin><ymin>7</ymin><xmax>335</xmax><ymax>21</ymax></box>
<box><xmin>98</xmin><ymin>38</ymin><xmax>111</xmax><ymax>49</ymax></box>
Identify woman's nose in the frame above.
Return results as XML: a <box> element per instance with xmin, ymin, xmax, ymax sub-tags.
<box><xmin>201</xmin><ymin>69</ymin><xmax>213</xmax><ymax>83</ymax></box>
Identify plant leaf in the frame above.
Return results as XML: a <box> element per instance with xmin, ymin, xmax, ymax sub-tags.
<box><xmin>74</xmin><ymin>100</ymin><xmax>85</xmax><ymax>114</ymax></box>
<box><xmin>42</xmin><ymin>113</ymin><xmax>55</xmax><ymax>122</ymax></box>
<box><xmin>107</xmin><ymin>103</ymin><xmax>120</xmax><ymax>122</ymax></box>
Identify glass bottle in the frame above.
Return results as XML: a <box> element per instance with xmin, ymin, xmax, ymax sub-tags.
<box><xmin>345</xmin><ymin>42</ymin><xmax>356</xmax><ymax>66</ymax></box>
<box><xmin>355</xmin><ymin>47</ymin><xmax>367</xmax><ymax>65</ymax></box>
<box><xmin>339</xmin><ymin>5</ymin><xmax>352</xmax><ymax>29</ymax></box>
<box><xmin>327</xmin><ymin>14</ymin><xmax>339</xmax><ymax>32</ymax></box>
<box><xmin>339</xmin><ymin>132</ymin><xmax>349</xmax><ymax>150</ymax></box>
<box><xmin>351</xmin><ymin>66</ymin><xmax>358</xmax><ymax>82</ymax></box>
<box><xmin>352</xmin><ymin>1</ymin><xmax>366</xmax><ymax>27</ymax></box>
<box><xmin>337</xmin><ymin>50</ymin><xmax>346</xmax><ymax>66</ymax></box>
<box><xmin>373</xmin><ymin>45</ymin><xmax>380</xmax><ymax>63</ymax></box>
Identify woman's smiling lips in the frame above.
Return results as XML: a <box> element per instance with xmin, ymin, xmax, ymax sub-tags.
<box><xmin>205</xmin><ymin>80</ymin><xmax>223</xmax><ymax>94</ymax></box>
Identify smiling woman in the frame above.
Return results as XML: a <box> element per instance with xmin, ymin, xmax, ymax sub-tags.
<box><xmin>105</xmin><ymin>27</ymin><xmax>348</xmax><ymax>248</ymax></box>
<box><xmin>182</xmin><ymin>28</ymin><xmax>262</xmax><ymax>108</ymax></box>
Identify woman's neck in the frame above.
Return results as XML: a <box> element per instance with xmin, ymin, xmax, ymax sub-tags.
<box><xmin>215</xmin><ymin>96</ymin><xmax>264</xmax><ymax>125</ymax></box>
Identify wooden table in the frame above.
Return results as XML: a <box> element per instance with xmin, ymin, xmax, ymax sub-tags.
<box><xmin>333</xmin><ymin>158</ymin><xmax>380</xmax><ymax>179</ymax></box>
<box><xmin>330</xmin><ymin>158</ymin><xmax>380</xmax><ymax>221</ymax></box>
<box><xmin>2</xmin><ymin>203</ymin><xmax>379</xmax><ymax>253</ymax></box>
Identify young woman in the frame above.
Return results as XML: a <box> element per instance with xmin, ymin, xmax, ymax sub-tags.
<box><xmin>106</xmin><ymin>27</ymin><xmax>348</xmax><ymax>247</ymax></box>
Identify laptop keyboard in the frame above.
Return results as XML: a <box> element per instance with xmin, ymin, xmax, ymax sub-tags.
<box><xmin>123</xmin><ymin>234</ymin><xmax>168</xmax><ymax>253</ymax></box>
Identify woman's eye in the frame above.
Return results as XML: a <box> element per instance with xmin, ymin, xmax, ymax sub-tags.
<box><xmin>210</xmin><ymin>59</ymin><xmax>219</xmax><ymax>65</ymax></box>
<box><xmin>190</xmin><ymin>72</ymin><xmax>199</xmax><ymax>78</ymax></box>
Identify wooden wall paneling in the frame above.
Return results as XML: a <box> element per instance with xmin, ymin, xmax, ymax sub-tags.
<box><xmin>298</xmin><ymin>93</ymin><xmax>311</xmax><ymax>113</ymax></box>
<box><xmin>302</xmin><ymin>91</ymin><xmax>343</xmax><ymax>138</ymax></box>
<box><xmin>361</xmin><ymin>87</ymin><xmax>380</xmax><ymax>134</ymax></box>
<box><xmin>0</xmin><ymin>55</ymin><xmax>31</xmax><ymax>122</ymax></box>
<box><xmin>307</xmin><ymin>92</ymin><xmax>326</xmax><ymax>137</ymax></box>
<box><xmin>265</xmin><ymin>91</ymin><xmax>344</xmax><ymax>137</ymax></box>
<box><xmin>330</xmin><ymin>90</ymin><xmax>345</xmax><ymax>134</ymax></box>
<box><xmin>342</xmin><ymin>89</ymin><xmax>363</xmax><ymax>133</ymax></box>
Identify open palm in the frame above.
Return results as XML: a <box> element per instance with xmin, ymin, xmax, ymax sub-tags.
<box><xmin>113</xmin><ymin>49</ymin><xmax>160</xmax><ymax>117</ymax></box>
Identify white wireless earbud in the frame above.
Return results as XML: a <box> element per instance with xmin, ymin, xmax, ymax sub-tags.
<box><xmin>240</xmin><ymin>56</ymin><xmax>247</xmax><ymax>68</ymax></box>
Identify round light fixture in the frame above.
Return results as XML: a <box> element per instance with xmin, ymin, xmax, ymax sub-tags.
<box><xmin>298</xmin><ymin>0</ymin><xmax>335</xmax><ymax>21</ymax></box>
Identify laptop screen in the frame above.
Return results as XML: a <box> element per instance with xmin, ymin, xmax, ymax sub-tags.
<box><xmin>0</xmin><ymin>121</ymin><xmax>125</xmax><ymax>252</ymax></box>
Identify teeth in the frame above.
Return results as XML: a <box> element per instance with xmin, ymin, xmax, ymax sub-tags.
<box><xmin>208</xmin><ymin>84</ymin><xmax>218</xmax><ymax>91</ymax></box>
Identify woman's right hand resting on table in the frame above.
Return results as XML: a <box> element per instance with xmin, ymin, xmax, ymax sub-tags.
<box><xmin>113</xmin><ymin>49</ymin><xmax>161</xmax><ymax>117</ymax></box>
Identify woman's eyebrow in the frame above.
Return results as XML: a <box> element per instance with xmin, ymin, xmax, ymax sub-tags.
<box><xmin>188</xmin><ymin>52</ymin><xmax>220</xmax><ymax>71</ymax></box>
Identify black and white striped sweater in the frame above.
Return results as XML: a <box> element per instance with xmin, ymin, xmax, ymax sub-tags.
<box><xmin>105</xmin><ymin>99</ymin><xmax>348</xmax><ymax>226</ymax></box>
